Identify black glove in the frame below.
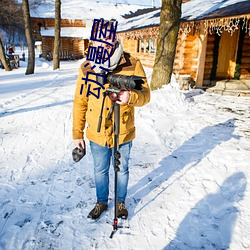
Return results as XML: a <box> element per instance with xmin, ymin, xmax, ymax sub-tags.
<box><xmin>72</xmin><ymin>146</ymin><xmax>86</xmax><ymax>162</ymax></box>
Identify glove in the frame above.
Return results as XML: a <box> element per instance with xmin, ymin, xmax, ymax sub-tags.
<box><xmin>72</xmin><ymin>145</ymin><xmax>86</xmax><ymax>162</ymax></box>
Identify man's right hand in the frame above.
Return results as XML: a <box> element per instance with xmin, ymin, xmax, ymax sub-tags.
<box><xmin>74</xmin><ymin>139</ymin><xmax>85</xmax><ymax>149</ymax></box>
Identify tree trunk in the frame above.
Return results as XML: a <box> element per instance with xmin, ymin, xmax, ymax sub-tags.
<box><xmin>22</xmin><ymin>0</ymin><xmax>35</xmax><ymax>75</ymax></box>
<box><xmin>151</xmin><ymin>0</ymin><xmax>182</xmax><ymax>90</ymax></box>
<box><xmin>53</xmin><ymin>0</ymin><xmax>61</xmax><ymax>70</ymax></box>
<box><xmin>0</xmin><ymin>37</ymin><xmax>11</xmax><ymax>71</ymax></box>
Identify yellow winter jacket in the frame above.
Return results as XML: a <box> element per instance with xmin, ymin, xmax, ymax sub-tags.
<box><xmin>72</xmin><ymin>52</ymin><xmax>150</xmax><ymax>148</ymax></box>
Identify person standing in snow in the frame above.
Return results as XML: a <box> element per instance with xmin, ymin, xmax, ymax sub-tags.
<box><xmin>8</xmin><ymin>46</ymin><xmax>15</xmax><ymax>54</ymax></box>
<box><xmin>72</xmin><ymin>19</ymin><xmax>150</xmax><ymax>220</ymax></box>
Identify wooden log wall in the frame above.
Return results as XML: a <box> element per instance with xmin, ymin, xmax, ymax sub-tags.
<box><xmin>122</xmin><ymin>39</ymin><xmax>137</xmax><ymax>54</ymax></box>
<box><xmin>173</xmin><ymin>34</ymin><xmax>185</xmax><ymax>75</ymax></box>
<box><xmin>61</xmin><ymin>38</ymin><xmax>74</xmax><ymax>52</ymax></box>
<box><xmin>32</xmin><ymin>18</ymin><xmax>86</xmax><ymax>29</ymax></box>
<box><xmin>121</xmin><ymin>39</ymin><xmax>156</xmax><ymax>68</ymax></box>
<box><xmin>240</xmin><ymin>35</ymin><xmax>250</xmax><ymax>79</ymax></box>
<box><xmin>41</xmin><ymin>37</ymin><xmax>53</xmax><ymax>57</ymax></box>
<box><xmin>72</xmin><ymin>38</ymin><xmax>86</xmax><ymax>55</ymax></box>
<box><xmin>121</xmin><ymin>32</ymin><xmax>200</xmax><ymax>76</ymax></box>
<box><xmin>41</xmin><ymin>37</ymin><xmax>86</xmax><ymax>58</ymax></box>
<box><xmin>183</xmin><ymin>35</ymin><xmax>198</xmax><ymax>79</ymax></box>
<box><xmin>134</xmin><ymin>53</ymin><xmax>155</xmax><ymax>68</ymax></box>
<box><xmin>173</xmin><ymin>34</ymin><xmax>199</xmax><ymax>80</ymax></box>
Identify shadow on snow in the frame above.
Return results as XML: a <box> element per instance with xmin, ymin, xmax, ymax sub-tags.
<box><xmin>164</xmin><ymin>172</ymin><xmax>247</xmax><ymax>249</ymax></box>
<box><xmin>128</xmin><ymin>118</ymin><xmax>240</xmax><ymax>209</ymax></box>
<box><xmin>0</xmin><ymin>100</ymin><xmax>73</xmax><ymax>117</ymax></box>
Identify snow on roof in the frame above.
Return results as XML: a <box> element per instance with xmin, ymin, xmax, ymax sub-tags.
<box><xmin>118</xmin><ymin>8</ymin><xmax>160</xmax><ymax>32</ymax></box>
<box><xmin>30</xmin><ymin>0</ymin><xmax>151</xmax><ymax>21</ymax></box>
<box><xmin>88</xmin><ymin>0</ymin><xmax>161</xmax><ymax>7</ymax></box>
<box><xmin>182</xmin><ymin>0</ymin><xmax>250</xmax><ymax>21</ymax></box>
<box><xmin>118</xmin><ymin>0</ymin><xmax>250</xmax><ymax>32</ymax></box>
<box><xmin>40</xmin><ymin>27</ymin><xmax>92</xmax><ymax>38</ymax></box>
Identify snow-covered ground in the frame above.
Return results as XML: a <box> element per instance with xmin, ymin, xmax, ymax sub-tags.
<box><xmin>0</xmin><ymin>49</ymin><xmax>250</xmax><ymax>250</ymax></box>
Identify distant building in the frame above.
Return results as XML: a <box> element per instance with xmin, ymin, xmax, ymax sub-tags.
<box><xmin>30</xmin><ymin>1</ymin><xmax>151</xmax><ymax>61</ymax></box>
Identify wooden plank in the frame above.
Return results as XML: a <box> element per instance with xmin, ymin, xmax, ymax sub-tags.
<box><xmin>196</xmin><ymin>33</ymin><xmax>208</xmax><ymax>87</ymax></box>
<box><xmin>241</xmin><ymin>58</ymin><xmax>250</xmax><ymax>64</ymax></box>
<box><xmin>217</xmin><ymin>30</ymin><xmax>239</xmax><ymax>78</ymax></box>
<box><xmin>204</xmin><ymin>68</ymin><xmax>212</xmax><ymax>74</ymax></box>
<box><xmin>205</xmin><ymin>62</ymin><xmax>213</xmax><ymax>68</ymax></box>
<box><xmin>179</xmin><ymin>69</ymin><xmax>192</xmax><ymax>74</ymax></box>
<box><xmin>205</xmin><ymin>57</ymin><xmax>214</xmax><ymax>63</ymax></box>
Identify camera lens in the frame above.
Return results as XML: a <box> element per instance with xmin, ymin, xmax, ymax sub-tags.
<box><xmin>108</xmin><ymin>92</ymin><xmax>118</xmax><ymax>102</ymax></box>
<box><xmin>106</xmin><ymin>74</ymin><xmax>143</xmax><ymax>90</ymax></box>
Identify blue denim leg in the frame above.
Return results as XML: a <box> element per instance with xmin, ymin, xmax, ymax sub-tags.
<box><xmin>90</xmin><ymin>140</ymin><xmax>132</xmax><ymax>204</ymax></box>
<box><xmin>112</xmin><ymin>141</ymin><xmax>132</xmax><ymax>203</ymax></box>
<box><xmin>90</xmin><ymin>141</ymin><xmax>111</xmax><ymax>204</ymax></box>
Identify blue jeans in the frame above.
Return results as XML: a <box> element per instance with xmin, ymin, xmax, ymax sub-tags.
<box><xmin>90</xmin><ymin>141</ymin><xmax>132</xmax><ymax>205</ymax></box>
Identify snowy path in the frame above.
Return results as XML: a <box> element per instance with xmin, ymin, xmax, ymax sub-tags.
<box><xmin>0</xmin><ymin>59</ymin><xmax>250</xmax><ymax>249</ymax></box>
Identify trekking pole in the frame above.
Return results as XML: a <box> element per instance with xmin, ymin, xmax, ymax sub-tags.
<box><xmin>110</xmin><ymin>101</ymin><xmax>121</xmax><ymax>238</ymax></box>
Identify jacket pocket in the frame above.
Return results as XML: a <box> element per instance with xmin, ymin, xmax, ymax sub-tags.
<box><xmin>120</xmin><ymin>106</ymin><xmax>134</xmax><ymax>133</ymax></box>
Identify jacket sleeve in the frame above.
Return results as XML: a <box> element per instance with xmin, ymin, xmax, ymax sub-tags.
<box><xmin>128</xmin><ymin>59</ymin><xmax>150</xmax><ymax>107</ymax></box>
<box><xmin>72</xmin><ymin>67</ymin><xmax>88</xmax><ymax>140</ymax></box>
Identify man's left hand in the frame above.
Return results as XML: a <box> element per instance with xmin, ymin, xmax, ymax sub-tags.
<box><xmin>116</xmin><ymin>90</ymin><xmax>130</xmax><ymax>105</ymax></box>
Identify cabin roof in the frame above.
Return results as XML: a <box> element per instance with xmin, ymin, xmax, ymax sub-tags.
<box><xmin>118</xmin><ymin>0</ymin><xmax>250</xmax><ymax>32</ymax></box>
<box><xmin>182</xmin><ymin>0</ymin><xmax>250</xmax><ymax>21</ymax></box>
<box><xmin>30</xmin><ymin>0</ymin><xmax>151</xmax><ymax>21</ymax></box>
<box><xmin>40</xmin><ymin>27</ymin><xmax>92</xmax><ymax>39</ymax></box>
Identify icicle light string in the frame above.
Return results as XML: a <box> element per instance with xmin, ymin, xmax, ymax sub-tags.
<box><xmin>118</xmin><ymin>26</ymin><xmax>159</xmax><ymax>40</ymax></box>
<box><xmin>242</xmin><ymin>17</ymin><xmax>250</xmax><ymax>35</ymax></box>
<box><xmin>119</xmin><ymin>16</ymin><xmax>250</xmax><ymax>39</ymax></box>
<box><xmin>179</xmin><ymin>16</ymin><xmax>250</xmax><ymax>37</ymax></box>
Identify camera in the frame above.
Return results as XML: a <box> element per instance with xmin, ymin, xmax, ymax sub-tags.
<box><xmin>106</xmin><ymin>74</ymin><xmax>144</xmax><ymax>90</ymax></box>
<box><xmin>96</xmin><ymin>73</ymin><xmax>144</xmax><ymax>90</ymax></box>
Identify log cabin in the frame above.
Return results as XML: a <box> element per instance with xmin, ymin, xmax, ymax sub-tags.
<box><xmin>31</xmin><ymin>18</ymin><xmax>89</xmax><ymax>60</ymax></box>
<box><xmin>117</xmin><ymin>0</ymin><xmax>250</xmax><ymax>93</ymax></box>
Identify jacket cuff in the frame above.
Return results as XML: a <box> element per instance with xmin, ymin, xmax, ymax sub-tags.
<box><xmin>128</xmin><ymin>90</ymin><xmax>136</xmax><ymax>106</ymax></box>
<box><xmin>72</xmin><ymin>130</ymin><xmax>84</xmax><ymax>140</ymax></box>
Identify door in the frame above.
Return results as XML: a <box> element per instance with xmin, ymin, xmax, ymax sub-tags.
<box><xmin>216</xmin><ymin>30</ymin><xmax>239</xmax><ymax>79</ymax></box>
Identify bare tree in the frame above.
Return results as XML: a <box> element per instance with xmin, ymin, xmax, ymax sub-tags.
<box><xmin>151</xmin><ymin>0</ymin><xmax>182</xmax><ymax>90</ymax></box>
<box><xmin>0</xmin><ymin>0</ymin><xmax>23</xmax><ymax>71</ymax></box>
<box><xmin>53</xmin><ymin>0</ymin><xmax>61</xmax><ymax>70</ymax></box>
<box><xmin>22</xmin><ymin>0</ymin><xmax>35</xmax><ymax>75</ymax></box>
<box><xmin>0</xmin><ymin>37</ymin><xmax>11</xmax><ymax>71</ymax></box>
<box><xmin>29</xmin><ymin>0</ymin><xmax>46</xmax><ymax>8</ymax></box>
<box><xmin>0</xmin><ymin>0</ymin><xmax>24</xmax><ymax>34</ymax></box>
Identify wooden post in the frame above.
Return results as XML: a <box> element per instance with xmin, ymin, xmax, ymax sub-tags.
<box><xmin>144</xmin><ymin>38</ymin><xmax>146</xmax><ymax>54</ymax></box>
<box><xmin>155</xmin><ymin>38</ymin><xmax>158</xmax><ymax>52</ymax></box>
<box><xmin>195</xmin><ymin>32</ymin><xmax>207</xmax><ymax>87</ymax></box>
<box><xmin>149</xmin><ymin>39</ymin><xmax>152</xmax><ymax>53</ymax></box>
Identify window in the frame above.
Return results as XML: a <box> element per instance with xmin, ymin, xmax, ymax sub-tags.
<box><xmin>137</xmin><ymin>38</ymin><xmax>156</xmax><ymax>53</ymax></box>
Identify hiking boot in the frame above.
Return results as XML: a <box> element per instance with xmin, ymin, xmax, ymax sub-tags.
<box><xmin>117</xmin><ymin>202</ymin><xmax>128</xmax><ymax>219</ymax></box>
<box><xmin>87</xmin><ymin>202</ymin><xmax>108</xmax><ymax>220</ymax></box>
